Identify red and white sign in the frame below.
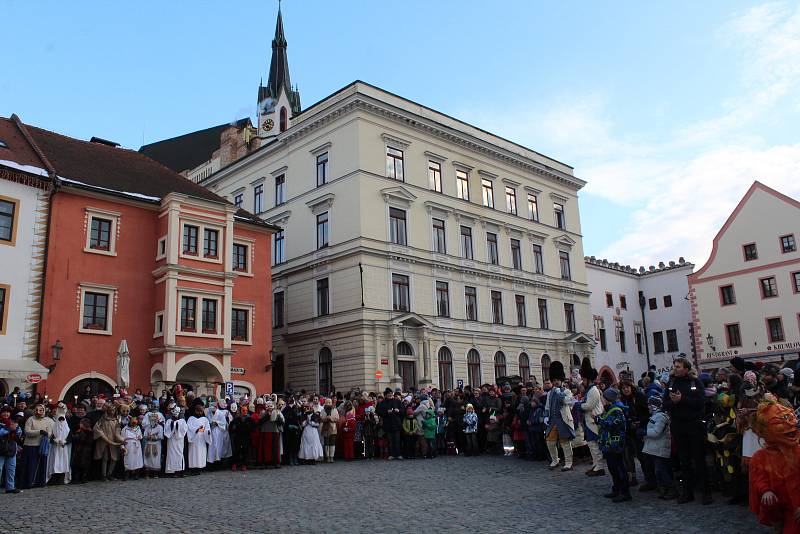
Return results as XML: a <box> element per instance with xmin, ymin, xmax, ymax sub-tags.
<box><xmin>375</xmin><ymin>370</ymin><xmax>383</xmax><ymax>380</ymax></box>
<box><xmin>380</xmin><ymin>358</ymin><xmax>389</xmax><ymax>365</ymax></box>
<box><xmin>26</xmin><ymin>373</ymin><xmax>43</xmax><ymax>384</ymax></box>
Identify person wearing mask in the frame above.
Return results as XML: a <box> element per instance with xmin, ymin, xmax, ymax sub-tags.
<box><xmin>662</xmin><ymin>357</ymin><xmax>712</xmax><ymax>505</ymax></box>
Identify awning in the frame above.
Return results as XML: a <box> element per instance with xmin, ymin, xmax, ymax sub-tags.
<box><xmin>0</xmin><ymin>358</ymin><xmax>50</xmax><ymax>380</ymax></box>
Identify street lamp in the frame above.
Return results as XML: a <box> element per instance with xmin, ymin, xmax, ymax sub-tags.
<box><xmin>51</xmin><ymin>340</ymin><xmax>63</xmax><ymax>360</ymax></box>
<box><xmin>265</xmin><ymin>349</ymin><xmax>275</xmax><ymax>371</ymax></box>
<box><xmin>706</xmin><ymin>334</ymin><xmax>715</xmax><ymax>351</ymax></box>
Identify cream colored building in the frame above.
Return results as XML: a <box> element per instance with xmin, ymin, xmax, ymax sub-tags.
<box><xmin>203</xmin><ymin>77</ymin><xmax>594</xmax><ymax>393</ymax></box>
<box><xmin>690</xmin><ymin>181</ymin><xmax>799</xmax><ymax>370</ymax></box>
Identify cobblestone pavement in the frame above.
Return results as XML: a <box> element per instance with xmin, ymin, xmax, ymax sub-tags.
<box><xmin>0</xmin><ymin>456</ymin><xmax>767</xmax><ymax>534</ymax></box>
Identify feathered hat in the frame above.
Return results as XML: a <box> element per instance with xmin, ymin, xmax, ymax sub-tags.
<box><xmin>549</xmin><ymin>361</ymin><xmax>566</xmax><ymax>382</ymax></box>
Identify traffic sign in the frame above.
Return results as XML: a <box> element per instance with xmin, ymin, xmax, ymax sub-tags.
<box><xmin>224</xmin><ymin>381</ymin><xmax>234</xmax><ymax>396</ymax></box>
<box><xmin>26</xmin><ymin>373</ymin><xmax>42</xmax><ymax>384</ymax></box>
<box><xmin>457</xmin><ymin>379</ymin><xmax>464</xmax><ymax>389</ymax></box>
<box><xmin>375</xmin><ymin>370</ymin><xmax>383</xmax><ymax>380</ymax></box>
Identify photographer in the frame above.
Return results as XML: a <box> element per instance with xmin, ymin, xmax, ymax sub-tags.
<box><xmin>662</xmin><ymin>357</ymin><xmax>711</xmax><ymax>505</ymax></box>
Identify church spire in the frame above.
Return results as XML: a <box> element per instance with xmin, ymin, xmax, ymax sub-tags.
<box><xmin>263</xmin><ymin>3</ymin><xmax>300</xmax><ymax>114</ymax></box>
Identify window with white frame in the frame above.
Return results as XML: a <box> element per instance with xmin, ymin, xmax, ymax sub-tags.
<box><xmin>275</xmin><ymin>174</ymin><xmax>285</xmax><ymax>206</ymax></box>
<box><xmin>317</xmin><ymin>278</ymin><xmax>329</xmax><ymax>316</ymax></box>
<box><xmin>436</xmin><ymin>281</ymin><xmax>450</xmax><ymax>317</ymax></box>
<box><xmin>465</xmin><ymin>286</ymin><xmax>478</xmax><ymax>321</ymax></box>
<box><xmin>0</xmin><ymin>284</ymin><xmax>9</xmax><ymax>335</ymax></box>
<box><xmin>428</xmin><ymin>160</ymin><xmax>442</xmax><ymax>192</ymax></box>
<box><xmin>274</xmin><ymin>230</ymin><xmax>285</xmax><ymax>265</ymax></box>
<box><xmin>201</xmin><ymin>298</ymin><xmax>218</xmax><ymax>334</ymax></box>
<box><xmin>392</xmin><ymin>274</ymin><xmax>410</xmax><ymax>312</ymax></box>
<box><xmin>234</xmin><ymin>193</ymin><xmax>243</xmax><ymax>208</ymax></box>
<box><xmin>183</xmin><ymin>225</ymin><xmax>198</xmax><ymax>255</ymax></box>
<box><xmin>515</xmin><ymin>294</ymin><xmax>526</xmax><ymax>326</ymax></box>
<box><xmin>253</xmin><ymin>183</ymin><xmax>264</xmax><ymax>213</ymax></box>
<box><xmin>559</xmin><ymin>251</ymin><xmax>572</xmax><ymax>280</ymax></box>
<box><xmin>432</xmin><ymin>218</ymin><xmax>446</xmax><ymax>254</ymax></box>
<box><xmin>180</xmin><ymin>295</ymin><xmax>197</xmax><ymax>332</ymax></box>
<box><xmin>316</xmin><ymin>212</ymin><xmax>329</xmax><ymax>249</ymax></box>
<box><xmin>389</xmin><ymin>207</ymin><xmax>407</xmax><ymax>246</ymax></box>
<box><xmin>505</xmin><ymin>187</ymin><xmax>517</xmax><ymax>215</ymax></box>
<box><xmin>460</xmin><ymin>226</ymin><xmax>473</xmax><ymax>259</ymax></box>
<box><xmin>486</xmin><ymin>232</ymin><xmax>499</xmax><ymax>265</ymax></box>
<box><xmin>532</xmin><ymin>244</ymin><xmax>544</xmax><ymax>274</ymax></box>
<box><xmin>0</xmin><ymin>196</ymin><xmax>19</xmax><ymax>244</ymax></box>
<box><xmin>316</xmin><ymin>152</ymin><xmax>328</xmax><ymax>187</ymax></box>
<box><xmin>511</xmin><ymin>239</ymin><xmax>522</xmax><ymax>270</ymax></box>
<box><xmin>554</xmin><ymin>202</ymin><xmax>565</xmax><ymax>229</ymax></box>
<box><xmin>233</xmin><ymin>242</ymin><xmax>249</xmax><ymax>273</ymax></box>
<box><xmin>231</xmin><ymin>307</ymin><xmax>250</xmax><ymax>342</ymax></box>
<box><xmin>456</xmin><ymin>170</ymin><xmax>470</xmax><ymax>201</ymax></box>
<box><xmin>154</xmin><ymin>311</ymin><xmax>164</xmax><ymax>338</ymax></box>
<box><xmin>386</xmin><ymin>147</ymin><xmax>404</xmax><ymax>181</ymax></box>
<box><xmin>482</xmin><ymin>179</ymin><xmax>494</xmax><ymax>208</ymax></box>
<box><xmin>79</xmin><ymin>285</ymin><xmax>115</xmax><ymax>335</ymax></box>
<box><xmin>527</xmin><ymin>193</ymin><xmax>539</xmax><ymax>222</ymax></box>
<box><xmin>203</xmin><ymin>228</ymin><xmax>219</xmax><ymax>259</ymax></box>
<box><xmin>491</xmin><ymin>290</ymin><xmax>503</xmax><ymax>324</ymax></box>
<box><xmin>84</xmin><ymin>208</ymin><xmax>119</xmax><ymax>256</ymax></box>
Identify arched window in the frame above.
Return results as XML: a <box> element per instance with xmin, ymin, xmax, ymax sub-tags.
<box><xmin>397</xmin><ymin>342</ymin><xmax>414</xmax><ymax>357</ymax></box>
<box><xmin>541</xmin><ymin>354</ymin><xmax>551</xmax><ymax>382</ymax></box>
<box><xmin>494</xmin><ymin>351</ymin><xmax>507</xmax><ymax>380</ymax></box>
<box><xmin>467</xmin><ymin>349</ymin><xmax>482</xmax><ymax>389</ymax></box>
<box><xmin>279</xmin><ymin>107</ymin><xmax>288</xmax><ymax>132</ymax></box>
<box><xmin>572</xmin><ymin>354</ymin><xmax>580</xmax><ymax>368</ymax></box>
<box><xmin>318</xmin><ymin>347</ymin><xmax>332</xmax><ymax>395</ymax></box>
<box><xmin>519</xmin><ymin>353</ymin><xmax>530</xmax><ymax>381</ymax></box>
<box><xmin>437</xmin><ymin>347</ymin><xmax>453</xmax><ymax>391</ymax></box>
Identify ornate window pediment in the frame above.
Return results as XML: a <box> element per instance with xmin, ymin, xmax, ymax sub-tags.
<box><xmin>552</xmin><ymin>234</ymin><xmax>576</xmax><ymax>251</ymax></box>
<box><xmin>381</xmin><ymin>186</ymin><xmax>417</xmax><ymax>207</ymax></box>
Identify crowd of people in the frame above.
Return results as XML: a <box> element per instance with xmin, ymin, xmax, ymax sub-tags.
<box><xmin>1</xmin><ymin>356</ymin><xmax>799</xmax><ymax>530</ymax></box>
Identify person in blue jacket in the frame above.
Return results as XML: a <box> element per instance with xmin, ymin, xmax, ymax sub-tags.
<box><xmin>0</xmin><ymin>406</ymin><xmax>23</xmax><ymax>494</ymax></box>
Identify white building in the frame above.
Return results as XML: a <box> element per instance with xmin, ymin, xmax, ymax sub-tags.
<box><xmin>585</xmin><ymin>256</ymin><xmax>694</xmax><ymax>382</ymax></box>
<box><xmin>690</xmin><ymin>181</ymin><xmax>799</xmax><ymax>370</ymax></box>
<box><xmin>0</xmin><ymin>115</ymin><xmax>52</xmax><ymax>397</ymax></box>
<box><xmin>199</xmin><ymin>11</ymin><xmax>595</xmax><ymax>393</ymax></box>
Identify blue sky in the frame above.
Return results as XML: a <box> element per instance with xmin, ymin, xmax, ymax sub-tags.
<box><xmin>3</xmin><ymin>1</ymin><xmax>799</xmax><ymax>267</ymax></box>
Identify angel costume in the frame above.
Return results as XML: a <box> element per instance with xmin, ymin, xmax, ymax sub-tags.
<box><xmin>299</xmin><ymin>412</ymin><xmax>323</xmax><ymax>461</ymax></box>
<box><xmin>122</xmin><ymin>425</ymin><xmax>144</xmax><ymax>471</ymax></box>
<box><xmin>163</xmin><ymin>416</ymin><xmax>188</xmax><ymax>474</ymax></box>
<box><xmin>142</xmin><ymin>417</ymin><xmax>164</xmax><ymax>471</ymax></box>
<box><xmin>47</xmin><ymin>405</ymin><xmax>72</xmax><ymax>483</ymax></box>
<box><xmin>187</xmin><ymin>415</ymin><xmax>213</xmax><ymax>469</ymax></box>
<box><xmin>208</xmin><ymin>406</ymin><xmax>232</xmax><ymax>463</ymax></box>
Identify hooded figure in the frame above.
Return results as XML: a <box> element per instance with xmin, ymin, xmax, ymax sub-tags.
<box><xmin>92</xmin><ymin>403</ymin><xmax>123</xmax><ymax>482</ymax></box>
<box><xmin>164</xmin><ymin>404</ymin><xmax>188</xmax><ymax>475</ymax></box>
<box><xmin>46</xmin><ymin>403</ymin><xmax>72</xmax><ymax>484</ymax></box>
<box><xmin>186</xmin><ymin>404</ymin><xmax>212</xmax><ymax>473</ymax></box>
<box><xmin>142</xmin><ymin>412</ymin><xmax>163</xmax><ymax>475</ymax></box>
<box><xmin>544</xmin><ymin>361</ymin><xmax>576</xmax><ymax>471</ymax></box>
<box><xmin>208</xmin><ymin>401</ymin><xmax>233</xmax><ymax>464</ymax></box>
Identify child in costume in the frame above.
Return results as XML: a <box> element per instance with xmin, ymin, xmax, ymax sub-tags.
<box><xmin>229</xmin><ymin>404</ymin><xmax>253</xmax><ymax>471</ymax></box>
<box><xmin>70</xmin><ymin>418</ymin><xmax>94</xmax><ymax>483</ymax></box>
<box><xmin>142</xmin><ymin>412</ymin><xmax>163</xmax><ymax>478</ymax></box>
<box><xmin>463</xmin><ymin>404</ymin><xmax>479</xmax><ymax>455</ymax></box>
<box><xmin>298</xmin><ymin>408</ymin><xmax>323</xmax><ymax>464</ymax></box>
<box><xmin>342</xmin><ymin>410</ymin><xmax>356</xmax><ymax>460</ymax></box>
<box><xmin>121</xmin><ymin>416</ymin><xmax>144</xmax><ymax>479</ymax></box>
<box><xmin>597</xmin><ymin>388</ymin><xmax>630</xmax><ymax>503</ymax></box>
<box><xmin>163</xmin><ymin>404</ymin><xmax>187</xmax><ymax>477</ymax></box>
<box><xmin>402</xmin><ymin>407</ymin><xmax>418</xmax><ymax>459</ymax></box>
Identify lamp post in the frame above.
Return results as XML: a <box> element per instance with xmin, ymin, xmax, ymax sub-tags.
<box><xmin>706</xmin><ymin>334</ymin><xmax>715</xmax><ymax>352</ymax></box>
<box><xmin>638</xmin><ymin>291</ymin><xmax>652</xmax><ymax>370</ymax></box>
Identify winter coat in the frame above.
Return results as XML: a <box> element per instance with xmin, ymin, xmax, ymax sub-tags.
<box><xmin>597</xmin><ymin>401</ymin><xmax>627</xmax><ymax>454</ymax></box>
<box><xmin>402</xmin><ymin>417</ymin><xmax>419</xmax><ymax>436</ymax></box>
<box><xmin>662</xmin><ymin>374</ymin><xmax>705</xmax><ymax>426</ymax></box>
<box><xmin>321</xmin><ymin>408</ymin><xmax>338</xmax><ymax>437</ymax></box>
<box><xmin>642</xmin><ymin>410</ymin><xmax>671</xmax><ymax>459</ymax></box>
<box><xmin>422</xmin><ymin>410</ymin><xmax>437</xmax><ymax>439</ymax></box>
<box><xmin>463</xmin><ymin>412</ymin><xmax>478</xmax><ymax>433</ymax></box>
<box><xmin>376</xmin><ymin>398</ymin><xmax>402</xmax><ymax>432</ymax></box>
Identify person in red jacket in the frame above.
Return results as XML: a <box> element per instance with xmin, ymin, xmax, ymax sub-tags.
<box><xmin>342</xmin><ymin>409</ymin><xmax>356</xmax><ymax>460</ymax></box>
<box><xmin>748</xmin><ymin>396</ymin><xmax>800</xmax><ymax>533</ymax></box>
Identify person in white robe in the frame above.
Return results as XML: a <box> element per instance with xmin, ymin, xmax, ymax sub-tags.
<box><xmin>47</xmin><ymin>403</ymin><xmax>72</xmax><ymax>484</ymax></box>
<box><xmin>121</xmin><ymin>417</ymin><xmax>144</xmax><ymax>478</ymax></box>
<box><xmin>208</xmin><ymin>402</ymin><xmax>232</xmax><ymax>464</ymax></box>
<box><xmin>164</xmin><ymin>405</ymin><xmax>187</xmax><ymax>475</ymax></box>
<box><xmin>142</xmin><ymin>412</ymin><xmax>163</xmax><ymax>476</ymax></box>
<box><xmin>298</xmin><ymin>410</ymin><xmax>323</xmax><ymax>464</ymax></box>
<box><xmin>186</xmin><ymin>404</ymin><xmax>212</xmax><ymax>473</ymax></box>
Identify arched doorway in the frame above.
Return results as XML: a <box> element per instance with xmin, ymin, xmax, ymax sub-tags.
<box><xmin>541</xmin><ymin>354</ymin><xmax>552</xmax><ymax>381</ymax></box>
<box><xmin>494</xmin><ymin>351</ymin><xmax>507</xmax><ymax>381</ymax></box>
<box><xmin>467</xmin><ymin>349</ymin><xmax>481</xmax><ymax>389</ymax></box>
<box><xmin>437</xmin><ymin>347</ymin><xmax>453</xmax><ymax>391</ymax></box>
<box><xmin>397</xmin><ymin>341</ymin><xmax>416</xmax><ymax>391</ymax></box>
<box><xmin>64</xmin><ymin>377</ymin><xmax>115</xmax><ymax>402</ymax></box>
<box><xmin>175</xmin><ymin>360</ymin><xmax>223</xmax><ymax>397</ymax></box>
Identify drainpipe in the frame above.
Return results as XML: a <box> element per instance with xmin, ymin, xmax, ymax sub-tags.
<box><xmin>638</xmin><ymin>291</ymin><xmax>652</xmax><ymax>371</ymax></box>
<box><xmin>358</xmin><ymin>262</ymin><xmax>364</xmax><ymax>307</ymax></box>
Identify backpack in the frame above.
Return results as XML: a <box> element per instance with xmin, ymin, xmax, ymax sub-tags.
<box><xmin>0</xmin><ymin>433</ymin><xmax>16</xmax><ymax>457</ymax></box>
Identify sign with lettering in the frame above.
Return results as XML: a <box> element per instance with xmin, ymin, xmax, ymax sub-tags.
<box><xmin>230</xmin><ymin>367</ymin><xmax>245</xmax><ymax>375</ymax></box>
<box><xmin>224</xmin><ymin>382</ymin><xmax>234</xmax><ymax>396</ymax></box>
<box><xmin>457</xmin><ymin>379</ymin><xmax>464</xmax><ymax>389</ymax></box>
<box><xmin>766</xmin><ymin>341</ymin><xmax>800</xmax><ymax>352</ymax></box>
<box><xmin>380</xmin><ymin>358</ymin><xmax>389</xmax><ymax>365</ymax></box>
<box><xmin>26</xmin><ymin>373</ymin><xmax>42</xmax><ymax>384</ymax></box>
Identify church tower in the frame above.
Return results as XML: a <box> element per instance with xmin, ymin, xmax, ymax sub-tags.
<box><xmin>257</xmin><ymin>6</ymin><xmax>301</xmax><ymax>140</ymax></box>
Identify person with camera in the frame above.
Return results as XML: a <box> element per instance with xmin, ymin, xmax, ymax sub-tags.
<box><xmin>662</xmin><ymin>357</ymin><xmax>712</xmax><ymax>505</ymax></box>
<box><xmin>377</xmin><ymin>388</ymin><xmax>403</xmax><ymax>459</ymax></box>
<box><xmin>0</xmin><ymin>406</ymin><xmax>23</xmax><ymax>493</ymax></box>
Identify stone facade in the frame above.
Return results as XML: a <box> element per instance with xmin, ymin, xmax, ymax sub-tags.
<box><xmin>204</xmin><ymin>81</ymin><xmax>594</xmax><ymax>393</ymax></box>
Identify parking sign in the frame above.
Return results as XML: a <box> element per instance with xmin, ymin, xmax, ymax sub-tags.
<box><xmin>457</xmin><ymin>379</ymin><xmax>464</xmax><ymax>389</ymax></box>
<box><xmin>225</xmin><ymin>381</ymin><xmax>234</xmax><ymax>397</ymax></box>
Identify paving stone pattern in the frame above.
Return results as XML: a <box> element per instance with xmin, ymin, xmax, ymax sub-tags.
<box><xmin>0</xmin><ymin>456</ymin><xmax>767</xmax><ymax>534</ymax></box>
